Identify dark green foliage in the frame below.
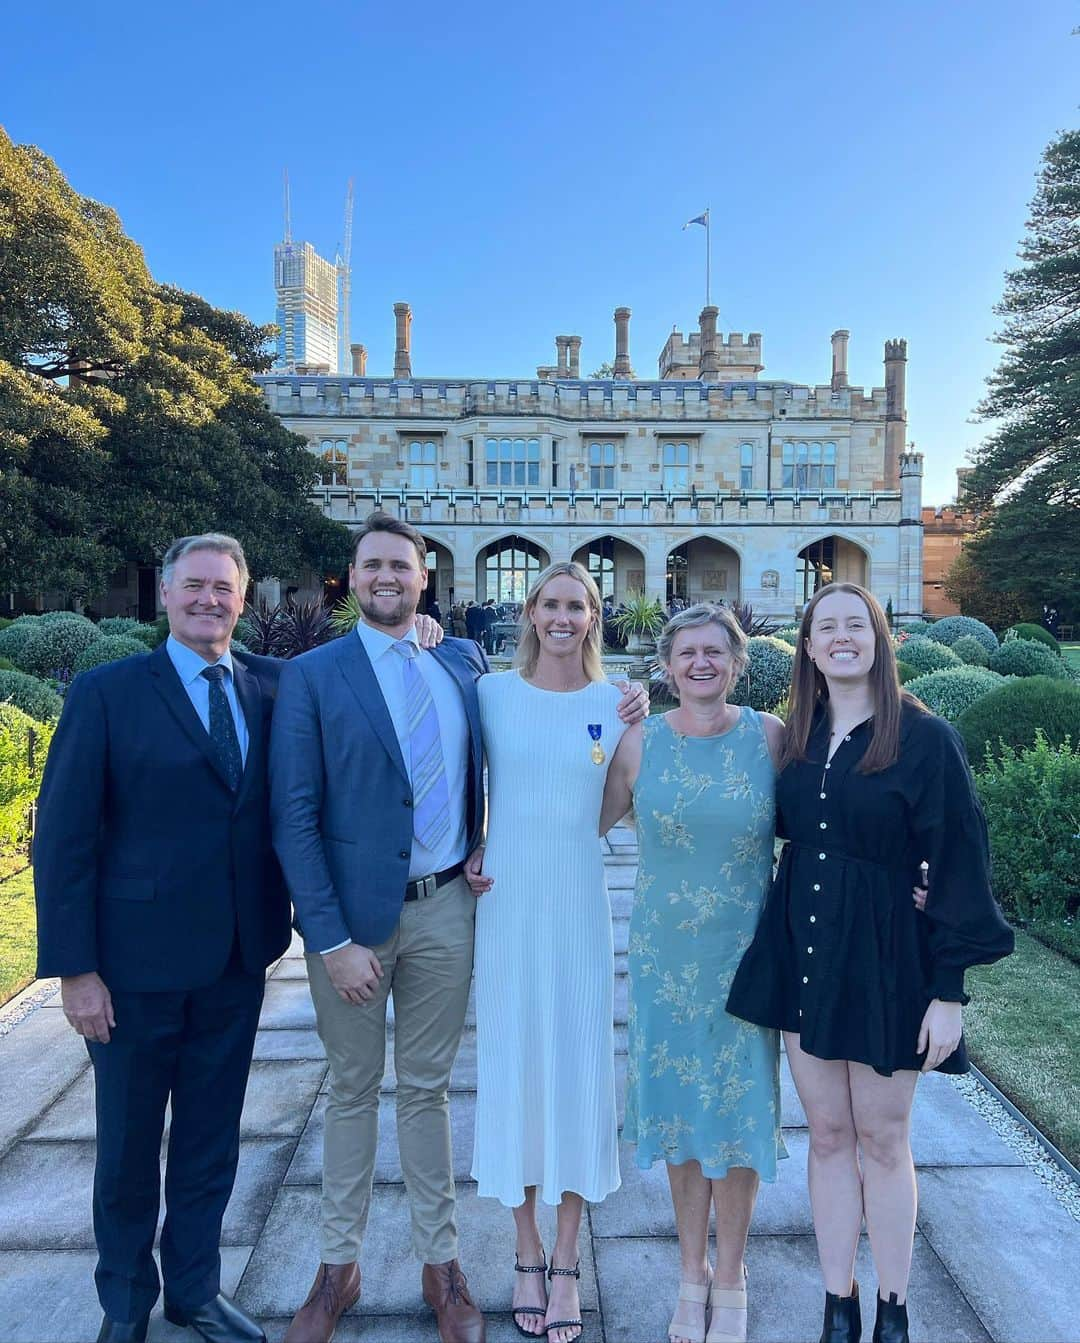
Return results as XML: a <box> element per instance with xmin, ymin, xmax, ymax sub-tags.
<box><xmin>988</xmin><ymin>639</ymin><xmax>1069</xmax><ymax>679</ymax></box>
<box><xmin>0</xmin><ymin>702</ymin><xmax>54</xmax><ymax>852</ymax></box>
<box><xmin>952</xmin><ymin>636</ymin><xmax>991</xmax><ymax>667</ymax></box>
<box><xmin>975</xmin><ymin>735</ymin><xmax>1079</xmax><ymax>922</ymax></box>
<box><xmin>956</xmin><ymin>676</ymin><xmax>1080</xmax><ymax>762</ymax></box>
<box><xmin>925</xmin><ymin>614</ymin><xmax>999</xmax><ymax>654</ymax></box>
<box><xmin>73</xmin><ymin>635</ymin><xmax>148</xmax><ymax>673</ymax></box>
<box><xmin>1003</xmin><ymin>623</ymin><xmax>1061</xmax><ymax>654</ymax></box>
<box><xmin>0</xmin><ymin>670</ymin><xmax>64</xmax><ymax>721</ymax></box>
<box><xmin>898</xmin><ymin>619</ymin><xmax>936</xmax><ymax>638</ymax></box>
<box><xmin>728</xmin><ymin>636</ymin><xmax>794</xmax><ymax>713</ymax></box>
<box><xmin>892</xmin><ymin>636</ymin><xmax>961</xmax><ymax>676</ymax></box>
<box><xmin>895</xmin><ymin>660</ymin><xmax>918</xmax><ymax>684</ymax></box>
<box><xmin>16</xmin><ymin>619</ymin><xmax>102</xmax><ymax>679</ymax></box>
<box><xmin>904</xmin><ymin>667</ymin><xmax>1005</xmax><ymax>721</ymax></box>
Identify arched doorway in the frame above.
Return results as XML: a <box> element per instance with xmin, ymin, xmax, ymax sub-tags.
<box><xmin>421</xmin><ymin>537</ymin><xmax>455</xmax><ymax>614</ymax></box>
<box><xmin>795</xmin><ymin>536</ymin><xmax>869</xmax><ymax>606</ymax></box>
<box><xmin>665</xmin><ymin>538</ymin><xmax>741</xmax><ymax>605</ymax></box>
<box><xmin>571</xmin><ymin>535</ymin><xmax>647</xmax><ymax>604</ymax></box>
<box><xmin>476</xmin><ymin>535</ymin><xmax>550</xmax><ymax>604</ymax></box>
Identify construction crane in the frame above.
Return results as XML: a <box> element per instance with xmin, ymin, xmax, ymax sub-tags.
<box><xmin>283</xmin><ymin>168</ymin><xmax>292</xmax><ymax>244</ymax></box>
<box><xmin>336</xmin><ymin>178</ymin><xmax>354</xmax><ymax>375</ymax></box>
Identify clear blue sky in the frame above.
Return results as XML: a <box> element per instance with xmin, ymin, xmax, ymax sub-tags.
<box><xmin>3</xmin><ymin>1</ymin><xmax>1076</xmax><ymax>503</ymax></box>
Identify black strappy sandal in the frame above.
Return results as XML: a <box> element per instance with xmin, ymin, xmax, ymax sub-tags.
<box><xmin>545</xmin><ymin>1260</ymin><xmax>584</xmax><ymax>1340</ymax></box>
<box><xmin>512</xmin><ymin>1253</ymin><xmax>548</xmax><ymax>1338</ymax></box>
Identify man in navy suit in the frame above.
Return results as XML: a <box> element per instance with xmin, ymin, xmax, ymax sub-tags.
<box><xmin>34</xmin><ymin>534</ymin><xmax>291</xmax><ymax>1343</ymax></box>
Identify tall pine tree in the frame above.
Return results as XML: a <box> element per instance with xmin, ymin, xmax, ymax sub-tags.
<box><xmin>962</xmin><ymin>127</ymin><xmax>1080</xmax><ymax>621</ymax></box>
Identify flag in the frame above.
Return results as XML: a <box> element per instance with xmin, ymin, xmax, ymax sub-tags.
<box><xmin>683</xmin><ymin>211</ymin><xmax>708</xmax><ymax>230</ymax></box>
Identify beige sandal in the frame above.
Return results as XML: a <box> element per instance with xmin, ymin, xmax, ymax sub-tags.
<box><xmin>668</xmin><ymin>1275</ymin><xmax>711</xmax><ymax>1343</ymax></box>
<box><xmin>705</xmin><ymin>1268</ymin><xmax>747</xmax><ymax>1343</ymax></box>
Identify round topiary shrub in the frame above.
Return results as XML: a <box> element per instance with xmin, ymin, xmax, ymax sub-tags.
<box><xmin>1002</xmin><ymin>623</ymin><xmax>1061</xmax><ymax>655</ymax></box>
<box><xmin>892</xmin><ymin>636</ymin><xmax>961</xmax><ymax>676</ymax></box>
<box><xmin>16</xmin><ymin>620</ymin><xmax>103</xmax><ymax>680</ymax></box>
<box><xmin>924</xmin><ymin>614</ymin><xmax>999</xmax><ymax>654</ymax></box>
<box><xmin>728</xmin><ymin>635</ymin><xmax>795</xmax><ymax>713</ymax></box>
<box><xmin>895</xmin><ymin>660</ymin><xmax>918</xmax><ymax>685</ymax></box>
<box><xmin>898</xmin><ymin>620</ymin><xmax>935</xmax><ymax>638</ymax></box>
<box><xmin>73</xmin><ymin>636</ymin><xmax>148</xmax><ymax>674</ymax></box>
<box><xmin>0</xmin><ymin>670</ymin><xmax>64</xmax><ymax>722</ymax></box>
<box><xmin>988</xmin><ymin>639</ymin><xmax>1068</xmax><ymax>680</ymax></box>
<box><xmin>771</xmin><ymin>625</ymin><xmax>800</xmax><ymax>647</ymax></box>
<box><xmin>904</xmin><ymin>666</ymin><xmax>1005</xmax><ymax>722</ymax></box>
<box><xmin>951</xmin><ymin>636</ymin><xmax>990</xmax><ymax>667</ymax></box>
<box><xmin>0</xmin><ymin>621</ymin><xmax>38</xmax><ymax>665</ymax></box>
<box><xmin>98</xmin><ymin>617</ymin><xmax>160</xmax><ymax>648</ymax></box>
<box><xmin>956</xmin><ymin>675</ymin><xmax>1080</xmax><ymax>763</ymax></box>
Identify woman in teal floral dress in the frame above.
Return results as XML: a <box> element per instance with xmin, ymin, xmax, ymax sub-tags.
<box><xmin>601</xmin><ymin>604</ymin><xmax>786</xmax><ymax>1343</ymax></box>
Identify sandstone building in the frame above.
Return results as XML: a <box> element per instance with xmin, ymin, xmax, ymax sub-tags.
<box><xmin>254</xmin><ymin>305</ymin><xmax>925</xmax><ymax>621</ymax></box>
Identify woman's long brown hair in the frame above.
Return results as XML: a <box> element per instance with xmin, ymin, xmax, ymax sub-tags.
<box><xmin>780</xmin><ymin>582</ymin><xmax>926</xmax><ymax>774</ymax></box>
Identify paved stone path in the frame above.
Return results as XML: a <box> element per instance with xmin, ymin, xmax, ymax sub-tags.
<box><xmin>1</xmin><ymin>828</ymin><xmax>1078</xmax><ymax>1342</ymax></box>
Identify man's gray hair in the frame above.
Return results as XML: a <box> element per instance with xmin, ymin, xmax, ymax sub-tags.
<box><xmin>161</xmin><ymin>534</ymin><xmax>250</xmax><ymax>594</ymax></box>
<box><xmin>655</xmin><ymin>602</ymin><xmax>749</xmax><ymax>680</ymax></box>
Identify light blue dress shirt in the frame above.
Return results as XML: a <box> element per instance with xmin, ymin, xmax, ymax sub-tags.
<box><xmin>165</xmin><ymin>635</ymin><xmax>249</xmax><ymax>766</ymax></box>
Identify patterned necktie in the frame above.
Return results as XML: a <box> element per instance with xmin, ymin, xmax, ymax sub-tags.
<box><xmin>393</xmin><ymin>641</ymin><xmax>451</xmax><ymax>851</ymax></box>
<box><xmin>201</xmin><ymin>665</ymin><xmax>243</xmax><ymax>791</ymax></box>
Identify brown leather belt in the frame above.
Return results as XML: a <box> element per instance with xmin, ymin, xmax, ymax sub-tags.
<box><xmin>404</xmin><ymin>861</ymin><xmax>466</xmax><ymax>902</ymax></box>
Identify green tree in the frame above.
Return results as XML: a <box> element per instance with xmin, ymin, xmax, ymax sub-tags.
<box><xmin>943</xmin><ymin>548</ymin><xmax>1035</xmax><ymax>630</ymax></box>
<box><xmin>965</xmin><ymin>127</ymin><xmax>1080</xmax><ymax>619</ymax></box>
<box><xmin>0</xmin><ymin>130</ymin><xmax>349</xmax><ymax>600</ymax></box>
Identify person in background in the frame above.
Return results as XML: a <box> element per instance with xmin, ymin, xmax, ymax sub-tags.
<box><xmin>465</xmin><ymin>600</ymin><xmax>485</xmax><ymax>646</ymax></box>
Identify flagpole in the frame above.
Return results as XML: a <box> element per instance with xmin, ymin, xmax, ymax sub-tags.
<box><xmin>706</xmin><ymin>208</ymin><xmax>711</xmax><ymax>308</ymax></box>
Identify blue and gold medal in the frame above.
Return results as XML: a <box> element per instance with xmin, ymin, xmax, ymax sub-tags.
<box><xmin>587</xmin><ymin>723</ymin><xmax>605</xmax><ymax>765</ymax></box>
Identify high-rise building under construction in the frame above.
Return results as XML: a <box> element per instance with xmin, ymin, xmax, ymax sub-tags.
<box><xmin>273</xmin><ymin>240</ymin><xmax>338</xmax><ymax>371</ymax></box>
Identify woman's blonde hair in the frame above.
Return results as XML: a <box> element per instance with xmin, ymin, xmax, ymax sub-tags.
<box><xmin>655</xmin><ymin>602</ymin><xmax>749</xmax><ymax>695</ymax></box>
<box><xmin>513</xmin><ymin>561</ymin><xmax>605</xmax><ymax>683</ymax></box>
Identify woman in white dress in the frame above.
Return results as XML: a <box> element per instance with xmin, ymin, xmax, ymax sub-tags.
<box><xmin>466</xmin><ymin>561</ymin><xmax>636</xmax><ymax>1343</ymax></box>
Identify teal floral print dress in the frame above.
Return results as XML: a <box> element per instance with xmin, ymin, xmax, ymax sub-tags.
<box><xmin>624</xmin><ymin>709</ymin><xmax>785</xmax><ymax>1180</ymax></box>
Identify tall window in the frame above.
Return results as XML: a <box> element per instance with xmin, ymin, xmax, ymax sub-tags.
<box><xmin>666</xmin><ymin>543</ymin><xmax>690</xmax><ymax>603</ymax></box>
<box><xmin>582</xmin><ymin>538</ymin><xmax>615</xmax><ymax>599</ymax></box>
<box><xmin>484</xmin><ymin>536</ymin><xmax>545</xmax><ymax>602</ymax></box>
<box><xmin>485</xmin><ymin>437</ymin><xmax>540</xmax><ymax>486</ymax></box>
<box><xmin>588</xmin><ymin>441</ymin><xmax>616</xmax><ymax>489</ymax></box>
<box><xmin>740</xmin><ymin>442</ymin><xmax>754</xmax><ymax>491</ymax></box>
<box><xmin>796</xmin><ymin>537</ymin><xmax>835</xmax><ymax>604</ymax></box>
<box><xmin>551</xmin><ymin>439</ymin><xmax>559</xmax><ymax>488</ymax></box>
<box><xmin>465</xmin><ymin>439</ymin><xmax>474</xmax><ymax>487</ymax></box>
<box><xmin>781</xmin><ymin>441</ymin><xmax>837</xmax><ymax>491</ymax></box>
<box><xmin>662</xmin><ymin>442</ymin><xmax>690</xmax><ymax>492</ymax></box>
<box><xmin>407</xmin><ymin>440</ymin><xmax>438</xmax><ymax>488</ymax></box>
<box><xmin>318</xmin><ymin>438</ymin><xmax>347</xmax><ymax>485</ymax></box>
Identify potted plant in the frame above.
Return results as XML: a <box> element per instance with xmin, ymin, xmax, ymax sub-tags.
<box><xmin>612</xmin><ymin>591</ymin><xmax>665</xmax><ymax>655</ymax></box>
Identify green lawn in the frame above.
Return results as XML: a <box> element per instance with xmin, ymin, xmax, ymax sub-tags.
<box><xmin>965</xmin><ymin>929</ymin><xmax>1080</xmax><ymax>1167</ymax></box>
<box><xmin>1062</xmin><ymin>642</ymin><xmax>1080</xmax><ymax>671</ymax></box>
<box><xmin>0</xmin><ymin>866</ymin><xmax>36</xmax><ymax>1004</ymax></box>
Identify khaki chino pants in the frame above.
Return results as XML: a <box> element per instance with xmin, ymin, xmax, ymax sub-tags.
<box><xmin>306</xmin><ymin>876</ymin><xmax>475</xmax><ymax>1265</ymax></box>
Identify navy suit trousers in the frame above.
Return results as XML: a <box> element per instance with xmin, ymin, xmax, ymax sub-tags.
<box><xmin>87</xmin><ymin>954</ymin><xmax>263</xmax><ymax>1322</ymax></box>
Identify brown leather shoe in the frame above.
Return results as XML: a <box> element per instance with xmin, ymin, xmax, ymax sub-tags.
<box><xmin>283</xmin><ymin>1263</ymin><xmax>361</xmax><ymax>1343</ymax></box>
<box><xmin>421</xmin><ymin>1260</ymin><xmax>486</xmax><ymax>1343</ymax></box>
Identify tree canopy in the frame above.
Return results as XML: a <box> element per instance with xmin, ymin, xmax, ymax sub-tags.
<box><xmin>963</xmin><ymin>127</ymin><xmax>1080</xmax><ymax>619</ymax></box>
<box><xmin>0</xmin><ymin>130</ymin><xmax>350</xmax><ymax>600</ymax></box>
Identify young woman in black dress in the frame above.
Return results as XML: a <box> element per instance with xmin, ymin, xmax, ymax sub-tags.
<box><xmin>727</xmin><ymin>583</ymin><xmax>1013</xmax><ymax>1343</ymax></box>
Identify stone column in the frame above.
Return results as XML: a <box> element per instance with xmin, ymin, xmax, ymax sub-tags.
<box><xmin>897</xmin><ymin>448</ymin><xmax>924</xmax><ymax>620</ymax></box>
<box><xmin>698</xmin><ymin>306</ymin><xmax>720</xmax><ymax>380</ymax></box>
<box><xmin>613</xmin><ymin>307</ymin><xmax>632</xmax><ymax>377</ymax></box>
<box><xmin>393</xmin><ymin>303</ymin><xmax>412</xmax><ymax>380</ymax></box>
<box><xmin>830</xmin><ymin>329</ymin><xmax>849</xmax><ymax>390</ymax></box>
<box><xmin>350</xmin><ymin>343</ymin><xmax>367</xmax><ymax>376</ymax></box>
<box><xmin>567</xmin><ymin>335</ymin><xmax>582</xmax><ymax>379</ymax></box>
<box><xmin>884</xmin><ymin>338</ymin><xmax>908</xmax><ymax>489</ymax></box>
<box><xmin>555</xmin><ymin>336</ymin><xmax>570</xmax><ymax>378</ymax></box>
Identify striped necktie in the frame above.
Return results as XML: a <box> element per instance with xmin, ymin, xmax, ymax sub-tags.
<box><xmin>201</xmin><ymin>665</ymin><xmax>243</xmax><ymax>791</ymax></box>
<box><xmin>393</xmin><ymin>642</ymin><xmax>451</xmax><ymax>852</ymax></box>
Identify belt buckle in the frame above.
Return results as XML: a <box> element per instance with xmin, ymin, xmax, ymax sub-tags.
<box><xmin>418</xmin><ymin>873</ymin><xmax>437</xmax><ymax>901</ymax></box>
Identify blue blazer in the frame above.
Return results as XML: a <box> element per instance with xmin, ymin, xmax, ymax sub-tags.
<box><xmin>33</xmin><ymin>645</ymin><xmax>291</xmax><ymax>992</ymax></box>
<box><xmin>269</xmin><ymin>632</ymin><xmax>488</xmax><ymax>952</ymax></box>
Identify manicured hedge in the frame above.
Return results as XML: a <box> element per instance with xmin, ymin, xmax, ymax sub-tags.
<box><xmin>956</xmin><ymin>676</ymin><xmax>1080</xmax><ymax>763</ymax></box>
<box><xmin>73</xmin><ymin>636</ymin><xmax>149</xmax><ymax>674</ymax></box>
<box><xmin>905</xmin><ymin>666</ymin><xmax>1005</xmax><ymax>722</ymax></box>
<box><xmin>951</xmin><ymin>636</ymin><xmax>990</xmax><ymax>667</ymax></box>
<box><xmin>1002</xmin><ymin>623</ymin><xmax>1061</xmax><ymax>655</ymax></box>
<box><xmin>925</xmin><ymin>614</ymin><xmax>999</xmax><ymax>654</ymax></box>
<box><xmin>728</xmin><ymin>636</ymin><xmax>794</xmax><ymax>713</ymax></box>
<box><xmin>0</xmin><ymin>670</ymin><xmax>63</xmax><ymax>723</ymax></box>
<box><xmin>893</xmin><ymin>636</ymin><xmax>961</xmax><ymax>676</ymax></box>
<box><xmin>988</xmin><ymin>639</ymin><xmax>1069</xmax><ymax>680</ymax></box>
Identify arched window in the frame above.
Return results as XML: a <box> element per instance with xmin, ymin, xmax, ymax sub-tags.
<box><xmin>582</xmin><ymin>538</ymin><xmax>615</xmax><ymax>599</ymax></box>
<box><xmin>483</xmin><ymin>536</ymin><xmax>546</xmax><ymax>602</ymax></box>
<box><xmin>407</xmin><ymin>440</ymin><xmax>438</xmax><ymax>488</ymax></box>
<box><xmin>318</xmin><ymin>438</ymin><xmax>347</xmax><ymax>485</ymax></box>
<box><xmin>739</xmin><ymin>442</ymin><xmax>754</xmax><ymax>491</ymax></box>
<box><xmin>666</xmin><ymin>542</ymin><xmax>690</xmax><ymax>603</ymax></box>
<box><xmin>796</xmin><ymin>538</ymin><xmax>835</xmax><ymax>604</ymax></box>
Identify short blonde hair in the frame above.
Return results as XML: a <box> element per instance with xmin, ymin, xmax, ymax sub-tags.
<box><xmin>655</xmin><ymin>602</ymin><xmax>748</xmax><ymax>692</ymax></box>
<box><xmin>513</xmin><ymin>561</ymin><xmax>605</xmax><ymax>683</ymax></box>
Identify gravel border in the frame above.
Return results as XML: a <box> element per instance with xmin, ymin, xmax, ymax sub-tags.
<box><xmin>950</xmin><ymin>1070</ymin><xmax>1080</xmax><ymax>1221</ymax></box>
<box><xmin>0</xmin><ymin>976</ymin><xmax>59</xmax><ymax>1038</ymax></box>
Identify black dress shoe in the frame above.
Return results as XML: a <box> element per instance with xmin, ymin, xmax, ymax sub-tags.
<box><xmin>163</xmin><ymin>1293</ymin><xmax>266</xmax><ymax>1343</ymax></box>
<box><xmin>96</xmin><ymin>1317</ymin><xmax>149</xmax><ymax>1343</ymax></box>
<box><xmin>821</xmin><ymin>1280</ymin><xmax>861</xmax><ymax>1343</ymax></box>
<box><xmin>872</xmin><ymin>1291</ymin><xmax>909</xmax><ymax>1343</ymax></box>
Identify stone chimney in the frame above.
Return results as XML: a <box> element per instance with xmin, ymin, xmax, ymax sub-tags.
<box><xmin>567</xmin><ymin>335</ymin><xmax>582</xmax><ymax>379</ymax></box>
<box><xmin>697</xmin><ymin>306</ymin><xmax>720</xmax><ymax>380</ymax></box>
<box><xmin>613</xmin><ymin>307</ymin><xmax>632</xmax><ymax>378</ymax></box>
<box><xmin>393</xmin><ymin>303</ymin><xmax>412</xmax><ymax>380</ymax></box>
<box><xmin>350</xmin><ymin>343</ymin><xmax>367</xmax><ymax>376</ymax></box>
<box><xmin>555</xmin><ymin>336</ymin><xmax>570</xmax><ymax>378</ymax></box>
<box><xmin>884</xmin><ymin>338</ymin><xmax>908</xmax><ymax>489</ymax></box>
<box><xmin>830</xmin><ymin>329</ymin><xmax>849</xmax><ymax>391</ymax></box>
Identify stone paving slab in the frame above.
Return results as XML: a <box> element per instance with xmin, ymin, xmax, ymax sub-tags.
<box><xmin>0</xmin><ymin>1007</ymin><xmax>90</xmax><ymax>1157</ymax></box>
<box><xmin>237</xmin><ymin>1184</ymin><xmax>600</xmax><ymax>1319</ymax></box>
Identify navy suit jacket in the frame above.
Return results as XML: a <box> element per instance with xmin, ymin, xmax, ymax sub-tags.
<box><xmin>33</xmin><ymin>644</ymin><xmax>292</xmax><ymax>992</ymax></box>
<box><xmin>269</xmin><ymin>632</ymin><xmax>488</xmax><ymax>952</ymax></box>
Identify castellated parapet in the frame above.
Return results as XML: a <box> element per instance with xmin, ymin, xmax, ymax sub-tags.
<box><xmin>659</xmin><ymin>330</ymin><xmax>764</xmax><ymax>380</ymax></box>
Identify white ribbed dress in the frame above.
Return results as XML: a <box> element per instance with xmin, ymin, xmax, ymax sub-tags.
<box><xmin>472</xmin><ymin>670</ymin><xmax>626</xmax><ymax>1208</ymax></box>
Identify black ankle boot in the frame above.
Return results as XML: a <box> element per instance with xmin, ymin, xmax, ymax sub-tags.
<box><xmin>872</xmin><ymin>1291</ymin><xmax>909</xmax><ymax>1343</ymax></box>
<box><xmin>820</xmin><ymin>1280</ymin><xmax>861</xmax><ymax>1343</ymax></box>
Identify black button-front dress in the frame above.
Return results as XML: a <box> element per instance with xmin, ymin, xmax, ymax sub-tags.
<box><xmin>726</xmin><ymin>702</ymin><xmax>1014</xmax><ymax>1076</ymax></box>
